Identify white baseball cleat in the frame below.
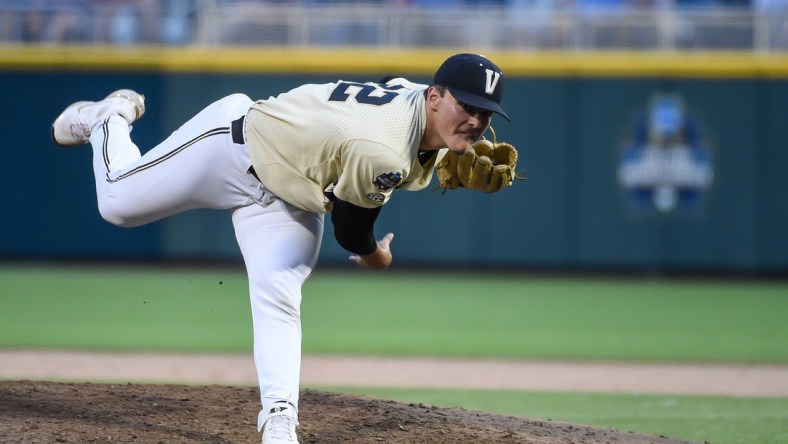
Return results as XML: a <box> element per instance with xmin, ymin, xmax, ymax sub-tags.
<box><xmin>51</xmin><ymin>89</ymin><xmax>145</xmax><ymax>146</ymax></box>
<box><xmin>105</xmin><ymin>89</ymin><xmax>146</xmax><ymax>124</ymax></box>
<box><xmin>261</xmin><ymin>403</ymin><xmax>299</xmax><ymax>444</ymax></box>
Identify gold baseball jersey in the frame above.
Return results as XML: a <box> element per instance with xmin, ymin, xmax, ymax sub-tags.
<box><xmin>245</xmin><ymin>78</ymin><xmax>446</xmax><ymax>213</ymax></box>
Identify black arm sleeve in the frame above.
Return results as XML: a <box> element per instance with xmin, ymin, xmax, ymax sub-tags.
<box><xmin>330</xmin><ymin>198</ymin><xmax>381</xmax><ymax>255</ymax></box>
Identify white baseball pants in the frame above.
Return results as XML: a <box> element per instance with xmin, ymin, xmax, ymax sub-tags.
<box><xmin>88</xmin><ymin>93</ymin><xmax>324</xmax><ymax>428</ymax></box>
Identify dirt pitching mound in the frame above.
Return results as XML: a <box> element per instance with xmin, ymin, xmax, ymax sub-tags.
<box><xmin>0</xmin><ymin>380</ymin><xmax>695</xmax><ymax>443</ymax></box>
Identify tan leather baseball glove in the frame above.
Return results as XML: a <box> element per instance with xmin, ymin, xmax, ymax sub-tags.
<box><xmin>436</xmin><ymin>129</ymin><xmax>521</xmax><ymax>193</ymax></box>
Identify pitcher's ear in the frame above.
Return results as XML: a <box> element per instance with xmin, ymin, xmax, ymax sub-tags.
<box><xmin>426</xmin><ymin>86</ymin><xmax>442</xmax><ymax>109</ymax></box>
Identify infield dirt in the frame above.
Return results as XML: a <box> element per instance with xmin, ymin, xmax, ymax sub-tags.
<box><xmin>0</xmin><ymin>380</ymin><xmax>697</xmax><ymax>444</ymax></box>
<box><xmin>4</xmin><ymin>350</ymin><xmax>786</xmax><ymax>443</ymax></box>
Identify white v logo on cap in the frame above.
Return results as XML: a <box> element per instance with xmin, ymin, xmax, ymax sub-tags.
<box><xmin>485</xmin><ymin>69</ymin><xmax>500</xmax><ymax>95</ymax></box>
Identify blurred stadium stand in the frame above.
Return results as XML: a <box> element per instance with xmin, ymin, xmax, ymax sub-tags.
<box><xmin>0</xmin><ymin>0</ymin><xmax>786</xmax><ymax>51</ymax></box>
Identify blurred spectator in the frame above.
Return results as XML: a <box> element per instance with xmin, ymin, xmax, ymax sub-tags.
<box><xmin>161</xmin><ymin>0</ymin><xmax>197</xmax><ymax>44</ymax></box>
<box><xmin>108</xmin><ymin>1</ymin><xmax>139</xmax><ymax>44</ymax></box>
<box><xmin>578</xmin><ymin>0</ymin><xmax>626</xmax><ymax>11</ymax></box>
<box><xmin>465</xmin><ymin>0</ymin><xmax>508</xmax><ymax>6</ymax></box>
<box><xmin>1</xmin><ymin>0</ymin><xmax>90</xmax><ymax>43</ymax></box>
<box><xmin>504</xmin><ymin>0</ymin><xmax>571</xmax><ymax>49</ymax></box>
<box><xmin>720</xmin><ymin>0</ymin><xmax>750</xmax><ymax>6</ymax></box>
<box><xmin>409</xmin><ymin>0</ymin><xmax>463</xmax><ymax>7</ymax></box>
<box><xmin>89</xmin><ymin>0</ymin><xmax>195</xmax><ymax>45</ymax></box>
<box><xmin>305</xmin><ymin>0</ymin><xmax>385</xmax><ymax>46</ymax></box>
<box><xmin>674</xmin><ymin>0</ymin><xmax>722</xmax><ymax>8</ymax></box>
<box><xmin>216</xmin><ymin>0</ymin><xmax>295</xmax><ymax>46</ymax></box>
<box><xmin>44</xmin><ymin>0</ymin><xmax>91</xmax><ymax>43</ymax></box>
<box><xmin>755</xmin><ymin>0</ymin><xmax>788</xmax><ymax>49</ymax></box>
<box><xmin>90</xmin><ymin>0</ymin><xmax>135</xmax><ymax>44</ymax></box>
<box><xmin>20</xmin><ymin>1</ymin><xmax>49</xmax><ymax>42</ymax></box>
<box><xmin>754</xmin><ymin>0</ymin><xmax>786</xmax><ymax>11</ymax></box>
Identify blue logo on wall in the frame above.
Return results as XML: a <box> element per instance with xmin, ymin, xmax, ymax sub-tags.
<box><xmin>617</xmin><ymin>93</ymin><xmax>714</xmax><ymax>214</ymax></box>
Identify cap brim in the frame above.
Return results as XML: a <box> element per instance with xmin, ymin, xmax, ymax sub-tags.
<box><xmin>449</xmin><ymin>88</ymin><xmax>510</xmax><ymax>121</ymax></box>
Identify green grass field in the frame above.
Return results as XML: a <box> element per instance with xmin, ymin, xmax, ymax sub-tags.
<box><xmin>1</xmin><ymin>263</ymin><xmax>786</xmax><ymax>444</ymax></box>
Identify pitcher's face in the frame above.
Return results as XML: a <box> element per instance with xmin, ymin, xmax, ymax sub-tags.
<box><xmin>427</xmin><ymin>87</ymin><xmax>491</xmax><ymax>153</ymax></box>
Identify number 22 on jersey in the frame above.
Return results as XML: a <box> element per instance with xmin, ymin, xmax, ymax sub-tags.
<box><xmin>328</xmin><ymin>81</ymin><xmax>405</xmax><ymax>106</ymax></box>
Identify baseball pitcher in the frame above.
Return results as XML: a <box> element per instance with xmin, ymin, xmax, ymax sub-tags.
<box><xmin>51</xmin><ymin>53</ymin><xmax>520</xmax><ymax>444</ymax></box>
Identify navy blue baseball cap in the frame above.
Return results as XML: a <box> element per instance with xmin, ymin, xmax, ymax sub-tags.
<box><xmin>433</xmin><ymin>53</ymin><xmax>509</xmax><ymax>121</ymax></box>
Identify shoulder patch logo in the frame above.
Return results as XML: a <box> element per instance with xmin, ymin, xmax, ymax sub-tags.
<box><xmin>367</xmin><ymin>193</ymin><xmax>385</xmax><ymax>203</ymax></box>
<box><xmin>373</xmin><ymin>172</ymin><xmax>403</xmax><ymax>191</ymax></box>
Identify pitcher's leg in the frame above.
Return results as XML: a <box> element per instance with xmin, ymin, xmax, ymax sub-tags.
<box><xmin>89</xmin><ymin>94</ymin><xmax>256</xmax><ymax>227</ymax></box>
<box><xmin>231</xmin><ymin>199</ymin><xmax>324</xmax><ymax>431</ymax></box>
<box><xmin>90</xmin><ymin>116</ymin><xmax>143</xmax><ymax>225</ymax></box>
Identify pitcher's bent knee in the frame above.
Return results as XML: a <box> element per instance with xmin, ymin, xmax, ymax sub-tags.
<box><xmin>97</xmin><ymin>198</ymin><xmax>147</xmax><ymax>228</ymax></box>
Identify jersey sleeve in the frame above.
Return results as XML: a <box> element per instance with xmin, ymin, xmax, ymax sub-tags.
<box><xmin>332</xmin><ymin>139</ymin><xmax>408</xmax><ymax>209</ymax></box>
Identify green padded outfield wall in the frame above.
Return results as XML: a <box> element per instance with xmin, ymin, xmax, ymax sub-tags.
<box><xmin>1</xmin><ymin>47</ymin><xmax>786</xmax><ymax>272</ymax></box>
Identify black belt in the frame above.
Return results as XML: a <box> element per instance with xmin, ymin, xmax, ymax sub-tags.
<box><xmin>231</xmin><ymin>115</ymin><xmax>245</xmax><ymax>145</ymax></box>
<box><xmin>232</xmin><ymin>115</ymin><xmax>261</xmax><ymax>182</ymax></box>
